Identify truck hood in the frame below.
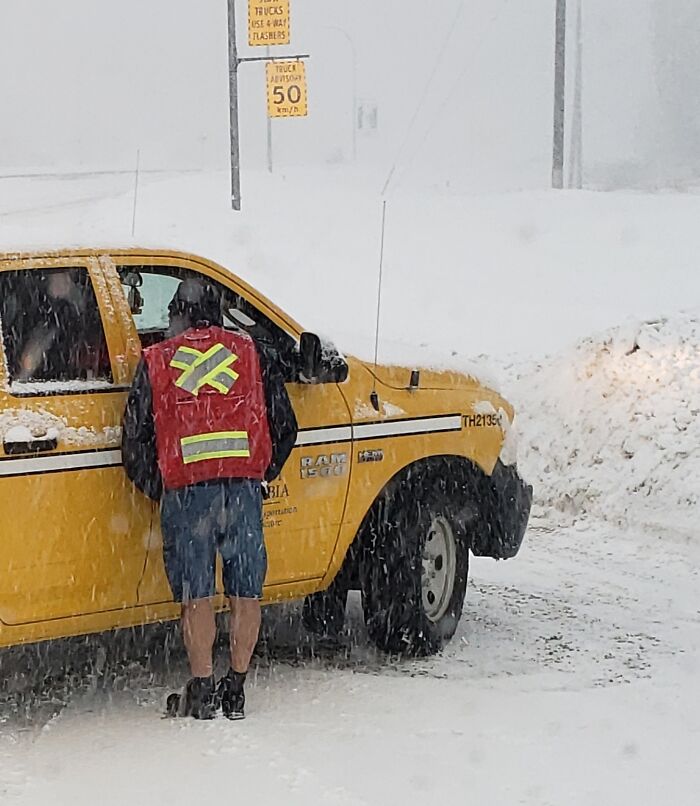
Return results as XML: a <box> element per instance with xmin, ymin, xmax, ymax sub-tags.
<box><xmin>365</xmin><ymin>363</ymin><xmax>482</xmax><ymax>392</ymax></box>
<box><xmin>359</xmin><ymin>362</ymin><xmax>515</xmax><ymax>421</ymax></box>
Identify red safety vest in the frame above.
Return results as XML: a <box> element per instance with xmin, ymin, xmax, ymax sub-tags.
<box><xmin>143</xmin><ymin>326</ymin><xmax>272</xmax><ymax>490</ymax></box>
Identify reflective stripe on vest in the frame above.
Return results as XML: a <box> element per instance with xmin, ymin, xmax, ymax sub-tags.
<box><xmin>170</xmin><ymin>344</ymin><xmax>239</xmax><ymax>397</ymax></box>
<box><xmin>180</xmin><ymin>431</ymin><xmax>251</xmax><ymax>465</ymax></box>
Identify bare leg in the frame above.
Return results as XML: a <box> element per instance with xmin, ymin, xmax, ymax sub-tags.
<box><xmin>182</xmin><ymin>598</ymin><xmax>216</xmax><ymax>678</ymax></box>
<box><xmin>228</xmin><ymin>597</ymin><xmax>261</xmax><ymax>673</ymax></box>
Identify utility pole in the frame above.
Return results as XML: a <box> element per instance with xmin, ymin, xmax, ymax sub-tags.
<box><xmin>227</xmin><ymin>0</ymin><xmax>242</xmax><ymax>210</ymax></box>
<box><xmin>568</xmin><ymin>0</ymin><xmax>583</xmax><ymax>189</ymax></box>
<box><xmin>552</xmin><ymin>0</ymin><xmax>567</xmax><ymax>189</ymax></box>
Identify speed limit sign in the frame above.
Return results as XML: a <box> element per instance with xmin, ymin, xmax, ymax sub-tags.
<box><xmin>266</xmin><ymin>60</ymin><xmax>308</xmax><ymax>118</ymax></box>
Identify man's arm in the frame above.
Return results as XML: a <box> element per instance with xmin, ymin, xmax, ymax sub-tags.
<box><xmin>258</xmin><ymin>347</ymin><xmax>298</xmax><ymax>483</ymax></box>
<box><xmin>122</xmin><ymin>357</ymin><xmax>163</xmax><ymax>501</ymax></box>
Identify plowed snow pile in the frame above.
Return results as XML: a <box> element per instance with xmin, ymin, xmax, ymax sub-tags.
<box><xmin>509</xmin><ymin>312</ymin><xmax>700</xmax><ymax>537</ymax></box>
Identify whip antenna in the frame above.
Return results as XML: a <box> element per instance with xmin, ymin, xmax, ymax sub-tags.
<box><xmin>131</xmin><ymin>148</ymin><xmax>141</xmax><ymax>238</ymax></box>
<box><xmin>370</xmin><ymin>200</ymin><xmax>388</xmax><ymax>412</ymax></box>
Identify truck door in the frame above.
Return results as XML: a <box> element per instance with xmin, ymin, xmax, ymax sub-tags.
<box><xmin>0</xmin><ymin>257</ymin><xmax>151</xmax><ymax>626</ymax></box>
<box><xmin>101</xmin><ymin>255</ymin><xmax>352</xmax><ymax>603</ymax></box>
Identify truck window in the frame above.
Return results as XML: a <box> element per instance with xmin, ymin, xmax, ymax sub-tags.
<box><xmin>129</xmin><ymin>272</ymin><xmax>181</xmax><ymax>333</ymax></box>
<box><xmin>0</xmin><ymin>268</ymin><xmax>113</xmax><ymax>388</ymax></box>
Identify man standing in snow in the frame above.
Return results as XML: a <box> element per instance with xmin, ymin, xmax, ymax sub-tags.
<box><xmin>122</xmin><ymin>279</ymin><xmax>297</xmax><ymax>719</ymax></box>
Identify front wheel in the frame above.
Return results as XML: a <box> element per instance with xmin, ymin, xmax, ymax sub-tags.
<box><xmin>361</xmin><ymin>474</ymin><xmax>471</xmax><ymax>656</ymax></box>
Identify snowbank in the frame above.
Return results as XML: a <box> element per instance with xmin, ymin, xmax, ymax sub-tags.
<box><xmin>508</xmin><ymin>312</ymin><xmax>700</xmax><ymax>537</ymax></box>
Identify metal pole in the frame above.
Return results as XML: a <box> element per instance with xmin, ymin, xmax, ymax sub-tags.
<box><xmin>228</xmin><ymin>0</ymin><xmax>241</xmax><ymax>210</ymax></box>
<box><xmin>266</xmin><ymin>45</ymin><xmax>273</xmax><ymax>173</ymax></box>
<box><xmin>553</xmin><ymin>0</ymin><xmax>567</xmax><ymax>189</ymax></box>
<box><xmin>568</xmin><ymin>0</ymin><xmax>583</xmax><ymax>189</ymax></box>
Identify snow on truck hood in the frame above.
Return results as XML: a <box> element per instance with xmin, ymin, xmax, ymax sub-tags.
<box><xmin>364</xmin><ymin>362</ymin><xmax>513</xmax><ymax>415</ymax></box>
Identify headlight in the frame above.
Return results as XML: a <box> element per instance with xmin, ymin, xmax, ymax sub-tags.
<box><xmin>498</xmin><ymin>411</ymin><xmax>519</xmax><ymax>467</ymax></box>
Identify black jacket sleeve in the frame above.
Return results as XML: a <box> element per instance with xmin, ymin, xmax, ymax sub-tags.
<box><xmin>122</xmin><ymin>358</ymin><xmax>163</xmax><ymax>501</ymax></box>
<box><xmin>258</xmin><ymin>346</ymin><xmax>298</xmax><ymax>482</ymax></box>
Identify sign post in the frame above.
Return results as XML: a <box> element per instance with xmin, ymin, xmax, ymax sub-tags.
<box><xmin>227</xmin><ymin>0</ymin><xmax>241</xmax><ymax>211</ymax></box>
<box><xmin>227</xmin><ymin>0</ymin><xmax>309</xmax><ymax>209</ymax></box>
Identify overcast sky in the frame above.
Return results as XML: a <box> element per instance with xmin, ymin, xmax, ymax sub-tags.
<box><xmin>0</xmin><ymin>1</ymin><xmax>687</xmax><ymax>189</ymax></box>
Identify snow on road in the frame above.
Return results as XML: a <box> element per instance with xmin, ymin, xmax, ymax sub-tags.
<box><xmin>2</xmin><ymin>520</ymin><xmax>698</xmax><ymax>806</ymax></box>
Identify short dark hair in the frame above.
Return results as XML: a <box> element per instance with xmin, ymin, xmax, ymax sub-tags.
<box><xmin>168</xmin><ymin>279</ymin><xmax>223</xmax><ymax>327</ymax></box>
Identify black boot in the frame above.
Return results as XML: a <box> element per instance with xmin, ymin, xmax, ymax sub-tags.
<box><xmin>218</xmin><ymin>670</ymin><xmax>246</xmax><ymax>720</ymax></box>
<box><xmin>181</xmin><ymin>675</ymin><xmax>217</xmax><ymax>720</ymax></box>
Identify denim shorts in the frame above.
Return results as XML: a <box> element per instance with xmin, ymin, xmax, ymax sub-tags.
<box><xmin>160</xmin><ymin>478</ymin><xmax>266</xmax><ymax>602</ymax></box>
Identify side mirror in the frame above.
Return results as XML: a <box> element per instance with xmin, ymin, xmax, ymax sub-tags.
<box><xmin>121</xmin><ymin>270</ymin><xmax>144</xmax><ymax>315</ymax></box>
<box><xmin>127</xmin><ymin>286</ymin><xmax>144</xmax><ymax>316</ymax></box>
<box><xmin>300</xmin><ymin>332</ymin><xmax>322</xmax><ymax>380</ymax></box>
<box><xmin>298</xmin><ymin>332</ymin><xmax>349</xmax><ymax>384</ymax></box>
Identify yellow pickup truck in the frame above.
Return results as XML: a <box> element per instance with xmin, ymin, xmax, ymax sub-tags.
<box><xmin>0</xmin><ymin>249</ymin><xmax>531</xmax><ymax>655</ymax></box>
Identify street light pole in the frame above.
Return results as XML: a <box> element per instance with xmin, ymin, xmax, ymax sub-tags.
<box><xmin>553</xmin><ymin>0</ymin><xmax>567</xmax><ymax>189</ymax></box>
<box><xmin>326</xmin><ymin>26</ymin><xmax>357</xmax><ymax>162</ymax></box>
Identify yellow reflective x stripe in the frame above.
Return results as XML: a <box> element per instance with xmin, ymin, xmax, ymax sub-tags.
<box><xmin>170</xmin><ymin>345</ymin><xmax>205</xmax><ymax>372</ymax></box>
<box><xmin>170</xmin><ymin>347</ymin><xmax>199</xmax><ymax>372</ymax></box>
<box><xmin>172</xmin><ymin>344</ymin><xmax>222</xmax><ymax>390</ymax></box>
<box><xmin>169</xmin><ymin>344</ymin><xmax>239</xmax><ymax>396</ymax></box>
<box><xmin>195</xmin><ymin>360</ymin><xmax>239</xmax><ymax>395</ymax></box>
<box><xmin>174</xmin><ymin>346</ymin><xmax>203</xmax><ymax>358</ymax></box>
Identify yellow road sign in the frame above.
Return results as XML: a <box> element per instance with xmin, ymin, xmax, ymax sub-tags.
<box><xmin>249</xmin><ymin>0</ymin><xmax>290</xmax><ymax>47</ymax></box>
<box><xmin>266</xmin><ymin>61</ymin><xmax>308</xmax><ymax>118</ymax></box>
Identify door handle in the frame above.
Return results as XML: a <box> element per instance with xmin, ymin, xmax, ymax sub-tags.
<box><xmin>3</xmin><ymin>436</ymin><xmax>58</xmax><ymax>456</ymax></box>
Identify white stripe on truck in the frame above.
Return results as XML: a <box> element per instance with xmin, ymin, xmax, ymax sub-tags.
<box><xmin>0</xmin><ymin>449</ymin><xmax>123</xmax><ymax>478</ymax></box>
<box><xmin>0</xmin><ymin>415</ymin><xmax>463</xmax><ymax>477</ymax></box>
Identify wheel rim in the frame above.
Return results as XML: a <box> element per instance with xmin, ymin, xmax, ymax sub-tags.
<box><xmin>421</xmin><ymin>515</ymin><xmax>457</xmax><ymax>623</ymax></box>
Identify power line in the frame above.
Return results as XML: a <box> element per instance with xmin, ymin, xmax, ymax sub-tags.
<box><xmin>391</xmin><ymin>0</ymin><xmax>512</xmax><ymax>195</ymax></box>
<box><xmin>381</xmin><ymin>1</ymin><xmax>466</xmax><ymax>197</ymax></box>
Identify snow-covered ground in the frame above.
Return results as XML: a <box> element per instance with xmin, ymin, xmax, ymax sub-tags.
<box><xmin>1</xmin><ymin>170</ymin><xmax>699</xmax><ymax>804</ymax></box>
<box><xmin>2</xmin><ymin>522</ymin><xmax>698</xmax><ymax>805</ymax></box>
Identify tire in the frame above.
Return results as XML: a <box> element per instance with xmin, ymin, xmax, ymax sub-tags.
<box><xmin>361</xmin><ymin>470</ymin><xmax>471</xmax><ymax>656</ymax></box>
